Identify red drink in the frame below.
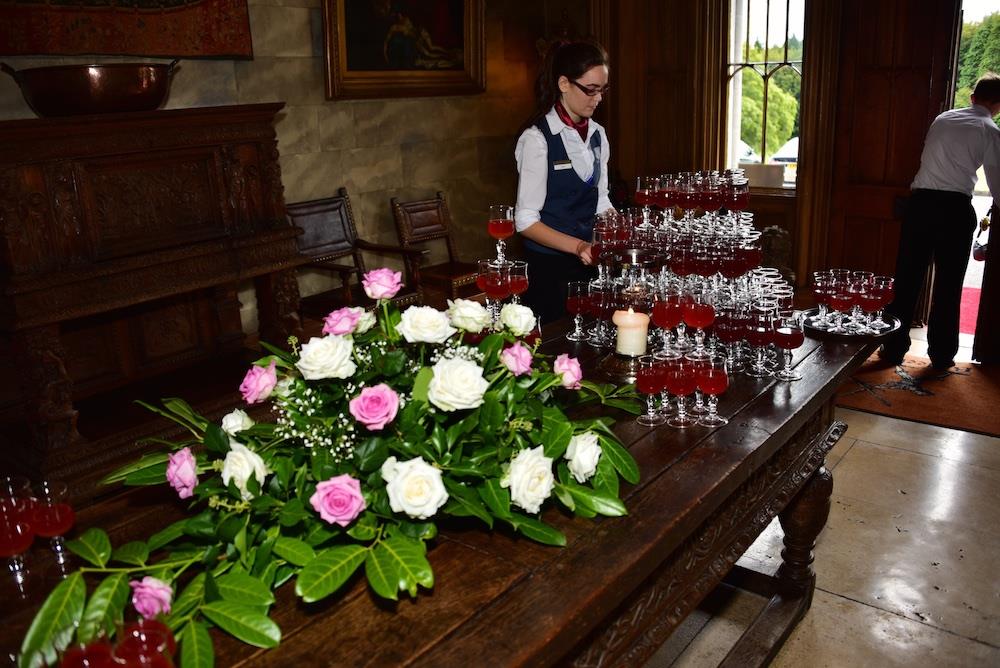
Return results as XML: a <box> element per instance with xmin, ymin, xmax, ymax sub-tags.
<box><xmin>60</xmin><ymin>642</ymin><xmax>116</xmax><ymax>668</ymax></box>
<box><xmin>636</xmin><ymin>367</ymin><xmax>662</xmax><ymax>395</ymax></box>
<box><xmin>0</xmin><ymin>521</ymin><xmax>33</xmax><ymax>557</ymax></box>
<box><xmin>635</xmin><ymin>190</ymin><xmax>652</xmax><ymax>207</ymax></box>
<box><xmin>858</xmin><ymin>293</ymin><xmax>882</xmax><ymax>313</ymax></box>
<box><xmin>827</xmin><ymin>292</ymin><xmax>853</xmax><ymax>313</ymax></box>
<box><xmin>664</xmin><ymin>368</ymin><xmax>697</xmax><ymax>397</ymax></box>
<box><xmin>590</xmin><ymin>242</ymin><xmax>604</xmax><ymax>264</ymax></box>
<box><xmin>32</xmin><ymin>503</ymin><xmax>75</xmax><ymax>537</ymax></box>
<box><xmin>730</xmin><ymin>191</ymin><xmax>750</xmax><ymax>211</ymax></box>
<box><xmin>719</xmin><ymin>253</ymin><xmax>744</xmax><ymax>279</ymax></box>
<box><xmin>683</xmin><ymin>303</ymin><xmax>715</xmax><ymax>329</ymax></box>
<box><xmin>714</xmin><ymin>314</ymin><xmax>741</xmax><ymax>344</ymax></box>
<box><xmin>772</xmin><ymin>326</ymin><xmax>805</xmax><ymax>350</ymax></box>
<box><xmin>487</xmin><ymin>218</ymin><xmax>514</xmax><ymax>240</ymax></box>
<box><xmin>697</xmin><ymin>368</ymin><xmax>729</xmax><ymax>396</ymax></box>
<box><xmin>509</xmin><ymin>276</ymin><xmax>528</xmax><ymax>295</ymax></box>
<box><xmin>566</xmin><ymin>295</ymin><xmax>587</xmax><ymax>316</ymax></box>
<box><xmin>475</xmin><ymin>274</ymin><xmax>488</xmax><ymax>292</ymax></box>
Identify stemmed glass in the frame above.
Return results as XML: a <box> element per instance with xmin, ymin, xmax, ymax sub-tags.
<box><xmin>664</xmin><ymin>357</ymin><xmax>698</xmax><ymax>428</ymax></box>
<box><xmin>113</xmin><ymin>623</ymin><xmax>175</xmax><ymax>667</ymax></box>
<box><xmin>477</xmin><ymin>259</ymin><xmax>509</xmax><ymax>328</ymax></box>
<box><xmin>565</xmin><ymin>280</ymin><xmax>589</xmax><ymax>341</ymax></box>
<box><xmin>508</xmin><ymin>260</ymin><xmax>528</xmax><ymax>304</ymax></box>
<box><xmin>487</xmin><ymin>205</ymin><xmax>514</xmax><ymax>264</ymax></box>
<box><xmin>869</xmin><ymin>276</ymin><xmax>895</xmax><ymax>330</ymax></box>
<box><xmin>809</xmin><ymin>272</ymin><xmax>833</xmax><ymax>330</ymax></box>
<box><xmin>32</xmin><ymin>479</ymin><xmax>75</xmax><ymax>566</ymax></box>
<box><xmin>696</xmin><ymin>357</ymin><xmax>729</xmax><ymax>426</ymax></box>
<box><xmin>635</xmin><ymin>355</ymin><xmax>666</xmax><ymax>427</ymax></box>
<box><xmin>773</xmin><ymin>309</ymin><xmax>805</xmax><ymax>381</ymax></box>
<box><xmin>0</xmin><ymin>488</ymin><xmax>33</xmax><ymax>590</ymax></box>
<box><xmin>682</xmin><ymin>289</ymin><xmax>715</xmax><ymax>360</ymax></box>
<box><xmin>591</xmin><ymin>223</ymin><xmax>613</xmax><ymax>286</ymax></box>
<box><xmin>745</xmin><ymin>302</ymin><xmax>776</xmax><ymax>378</ymax></box>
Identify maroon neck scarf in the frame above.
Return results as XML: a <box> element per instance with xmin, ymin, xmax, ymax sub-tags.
<box><xmin>555</xmin><ymin>100</ymin><xmax>589</xmax><ymax>141</ymax></box>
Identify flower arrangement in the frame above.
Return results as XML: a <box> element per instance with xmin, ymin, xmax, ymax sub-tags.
<box><xmin>18</xmin><ymin>268</ymin><xmax>640</xmax><ymax>668</ymax></box>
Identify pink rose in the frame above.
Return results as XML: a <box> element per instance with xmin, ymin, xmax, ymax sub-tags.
<box><xmin>362</xmin><ymin>268</ymin><xmax>402</xmax><ymax>300</ymax></box>
<box><xmin>310</xmin><ymin>474</ymin><xmax>366</xmax><ymax>527</ymax></box>
<box><xmin>166</xmin><ymin>447</ymin><xmax>198</xmax><ymax>500</ymax></box>
<box><xmin>554</xmin><ymin>354</ymin><xmax>583</xmax><ymax>390</ymax></box>
<box><xmin>240</xmin><ymin>360</ymin><xmax>277</xmax><ymax>404</ymax></box>
<box><xmin>322</xmin><ymin>307</ymin><xmax>361</xmax><ymax>336</ymax></box>
<box><xmin>501</xmin><ymin>343</ymin><xmax>533</xmax><ymax>376</ymax></box>
<box><xmin>349</xmin><ymin>383</ymin><xmax>399</xmax><ymax>431</ymax></box>
<box><xmin>130</xmin><ymin>576</ymin><xmax>172</xmax><ymax>619</ymax></box>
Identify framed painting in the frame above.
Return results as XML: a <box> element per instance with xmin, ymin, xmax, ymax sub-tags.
<box><xmin>322</xmin><ymin>0</ymin><xmax>485</xmax><ymax>100</ymax></box>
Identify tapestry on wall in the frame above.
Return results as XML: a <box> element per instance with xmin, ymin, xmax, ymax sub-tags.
<box><xmin>0</xmin><ymin>0</ymin><xmax>253</xmax><ymax>58</ymax></box>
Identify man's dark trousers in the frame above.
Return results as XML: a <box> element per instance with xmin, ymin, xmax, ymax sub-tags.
<box><xmin>883</xmin><ymin>189</ymin><xmax>977</xmax><ymax>367</ymax></box>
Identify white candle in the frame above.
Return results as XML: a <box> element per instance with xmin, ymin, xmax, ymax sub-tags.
<box><xmin>612</xmin><ymin>307</ymin><xmax>650</xmax><ymax>357</ymax></box>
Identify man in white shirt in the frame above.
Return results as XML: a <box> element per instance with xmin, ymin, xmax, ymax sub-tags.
<box><xmin>882</xmin><ymin>73</ymin><xmax>1000</xmax><ymax>369</ymax></box>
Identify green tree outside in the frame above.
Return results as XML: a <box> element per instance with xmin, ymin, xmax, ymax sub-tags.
<box><xmin>953</xmin><ymin>11</ymin><xmax>1000</xmax><ymax>121</ymax></box>
<box><xmin>737</xmin><ymin>39</ymin><xmax>803</xmax><ymax>162</ymax></box>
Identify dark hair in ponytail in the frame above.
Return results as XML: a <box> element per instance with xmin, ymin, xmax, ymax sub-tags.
<box><xmin>519</xmin><ymin>39</ymin><xmax>609</xmax><ymax>135</ymax></box>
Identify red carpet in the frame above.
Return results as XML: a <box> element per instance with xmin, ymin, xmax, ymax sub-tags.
<box><xmin>960</xmin><ymin>286</ymin><xmax>980</xmax><ymax>335</ymax></box>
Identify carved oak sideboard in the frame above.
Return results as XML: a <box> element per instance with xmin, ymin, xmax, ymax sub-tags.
<box><xmin>0</xmin><ymin>104</ymin><xmax>304</xmax><ymax>490</ymax></box>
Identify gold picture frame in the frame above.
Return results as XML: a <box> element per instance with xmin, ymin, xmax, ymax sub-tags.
<box><xmin>322</xmin><ymin>0</ymin><xmax>485</xmax><ymax>100</ymax></box>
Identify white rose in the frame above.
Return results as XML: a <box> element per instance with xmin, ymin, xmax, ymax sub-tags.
<box><xmin>499</xmin><ymin>303</ymin><xmax>537</xmax><ymax>337</ymax></box>
<box><xmin>295</xmin><ymin>335</ymin><xmax>356</xmax><ymax>380</ymax></box>
<box><xmin>426</xmin><ymin>358</ymin><xmax>489</xmax><ymax>412</ymax></box>
<box><xmin>221</xmin><ymin>409</ymin><xmax>255</xmax><ymax>436</ymax></box>
<box><xmin>447</xmin><ymin>299</ymin><xmax>491</xmax><ymax>333</ymax></box>
<box><xmin>221</xmin><ymin>440</ymin><xmax>269</xmax><ymax>500</ymax></box>
<box><xmin>396</xmin><ymin>306</ymin><xmax>457</xmax><ymax>344</ymax></box>
<box><xmin>354</xmin><ymin>309</ymin><xmax>376</xmax><ymax>334</ymax></box>
<box><xmin>501</xmin><ymin>446</ymin><xmax>554</xmax><ymax>514</ymax></box>
<box><xmin>382</xmin><ymin>456</ymin><xmax>449</xmax><ymax>519</ymax></box>
<box><xmin>565</xmin><ymin>432</ymin><xmax>602</xmax><ymax>483</ymax></box>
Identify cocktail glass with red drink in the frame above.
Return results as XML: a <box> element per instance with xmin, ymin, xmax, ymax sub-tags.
<box><xmin>113</xmin><ymin>624</ymin><xmax>174</xmax><ymax>668</ymax></box>
<box><xmin>773</xmin><ymin>309</ymin><xmax>805</xmax><ymax>381</ymax></box>
<box><xmin>682</xmin><ymin>289</ymin><xmax>715</xmax><ymax>361</ymax></box>
<box><xmin>809</xmin><ymin>271</ymin><xmax>834</xmax><ymax>330</ymax></box>
<box><xmin>696</xmin><ymin>357</ymin><xmax>729</xmax><ymax>426</ymax></box>
<box><xmin>664</xmin><ymin>358</ymin><xmax>698</xmax><ymax>428</ymax></box>
<box><xmin>869</xmin><ymin>275</ymin><xmax>895</xmax><ymax>331</ymax></box>
<box><xmin>635</xmin><ymin>355</ymin><xmax>666</xmax><ymax>427</ymax></box>
<box><xmin>32</xmin><ymin>479</ymin><xmax>75</xmax><ymax>566</ymax></box>
<box><xmin>745</xmin><ymin>302</ymin><xmax>776</xmax><ymax>378</ymax></box>
<box><xmin>565</xmin><ymin>280</ymin><xmax>589</xmax><ymax>342</ymax></box>
<box><xmin>487</xmin><ymin>204</ymin><xmax>514</xmax><ymax>264</ymax></box>
<box><xmin>508</xmin><ymin>260</ymin><xmax>528</xmax><ymax>305</ymax></box>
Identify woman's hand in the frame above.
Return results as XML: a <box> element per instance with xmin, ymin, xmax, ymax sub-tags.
<box><xmin>576</xmin><ymin>240</ymin><xmax>593</xmax><ymax>265</ymax></box>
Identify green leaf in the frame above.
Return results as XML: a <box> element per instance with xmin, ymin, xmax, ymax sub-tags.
<box><xmin>216</xmin><ymin>571</ymin><xmax>275</xmax><ymax>606</ymax></box>
<box><xmin>477</xmin><ymin>479</ymin><xmax>511</xmax><ymax>518</ymax></box>
<box><xmin>101</xmin><ymin>452</ymin><xmax>170</xmax><ymax>485</ymax></box>
<box><xmin>556</xmin><ymin>482</ymin><xmax>627</xmax><ymax>517</ymax></box>
<box><xmin>162</xmin><ymin>398</ymin><xmax>210</xmax><ymax>431</ymax></box>
<box><xmin>200</xmin><ymin>601</ymin><xmax>281</xmax><ymax>649</ymax></box>
<box><xmin>365</xmin><ymin>536</ymin><xmax>433</xmax><ymax>600</ymax></box>
<box><xmin>20</xmin><ymin>572</ymin><xmax>85</xmax><ymax>668</ymax></box>
<box><xmin>541</xmin><ymin>420</ymin><xmax>574</xmax><ymax>460</ymax></box>
<box><xmin>597</xmin><ymin>433</ymin><xmax>641</xmax><ymax>485</ymax></box>
<box><xmin>123</xmin><ymin>462</ymin><xmax>169</xmax><ymax>486</ymax></box>
<box><xmin>179</xmin><ymin>621</ymin><xmax>214</xmax><ymax>668</ymax></box>
<box><xmin>504</xmin><ymin>513</ymin><xmax>566</xmax><ymax>546</ymax></box>
<box><xmin>147</xmin><ymin>519</ymin><xmax>187</xmax><ymax>551</ymax></box>
<box><xmin>77</xmin><ymin>573</ymin><xmax>128</xmax><ymax>644</ymax></box>
<box><xmin>183</xmin><ymin>511</ymin><xmax>218</xmax><ymax>540</ymax></box>
<box><xmin>478</xmin><ymin>333</ymin><xmax>505</xmax><ymax>367</ymax></box>
<box><xmin>478</xmin><ymin>391</ymin><xmax>504</xmax><ymax>437</ymax></box>
<box><xmin>295</xmin><ymin>545</ymin><xmax>367</xmax><ymax>603</ymax></box>
<box><xmin>592</xmin><ymin>453</ymin><xmax>620</xmax><ymax>497</ymax></box>
<box><xmin>442</xmin><ymin>480</ymin><xmax>493</xmax><ymax>528</ymax></box>
<box><xmin>394</xmin><ymin>521</ymin><xmax>437</xmax><ymax>541</ymax></box>
<box><xmin>258</xmin><ymin>341</ymin><xmax>296</xmax><ymax>364</ymax></box>
<box><xmin>279</xmin><ymin>498</ymin><xmax>309</xmax><ymax>527</ymax></box>
<box><xmin>345</xmin><ymin>512</ymin><xmax>378</xmax><ymax>541</ymax></box>
<box><xmin>65</xmin><ymin>528</ymin><xmax>112</xmax><ymax>567</ymax></box>
<box><xmin>167</xmin><ymin>574</ymin><xmax>206</xmax><ymax>629</ymax></box>
<box><xmin>203</xmin><ymin>423</ymin><xmax>230</xmax><ymax>455</ymax></box>
<box><xmin>111</xmin><ymin>541</ymin><xmax>149</xmax><ymax>566</ymax></box>
<box><xmin>273</xmin><ymin>536</ymin><xmax>316</xmax><ymax>567</ymax></box>
<box><xmin>271</xmin><ymin>457</ymin><xmax>294</xmax><ymax>494</ymax></box>
<box><xmin>217</xmin><ymin>514</ymin><xmax>246</xmax><ymax>543</ymax></box>
<box><xmin>410</xmin><ymin>366</ymin><xmax>433</xmax><ymax>403</ymax></box>
<box><xmin>354</xmin><ymin>437</ymin><xmax>388</xmax><ymax>473</ymax></box>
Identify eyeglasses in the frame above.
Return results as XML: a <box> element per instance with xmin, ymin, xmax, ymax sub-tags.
<box><xmin>570</xmin><ymin>80</ymin><xmax>610</xmax><ymax>97</ymax></box>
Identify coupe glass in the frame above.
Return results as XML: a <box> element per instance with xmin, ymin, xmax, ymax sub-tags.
<box><xmin>682</xmin><ymin>289</ymin><xmax>715</xmax><ymax>360</ymax></box>
<box><xmin>477</xmin><ymin>259</ymin><xmax>509</xmax><ymax>327</ymax></box>
<box><xmin>508</xmin><ymin>260</ymin><xmax>528</xmax><ymax>304</ymax></box>
<box><xmin>773</xmin><ymin>309</ymin><xmax>805</xmax><ymax>381</ymax></box>
<box><xmin>664</xmin><ymin>358</ymin><xmax>698</xmax><ymax>428</ymax></box>
<box><xmin>565</xmin><ymin>280</ymin><xmax>589</xmax><ymax>341</ymax></box>
<box><xmin>869</xmin><ymin>275</ymin><xmax>895</xmax><ymax>330</ymax></box>
<box><xmin>32</xmin><ymin>480</ymin><xmax>75</xmax><ymax>566</ymax></box>
<box><xmin>487</xmin><ymin>205</ymin><xmax>514</xmax><ymax>264</ymax></box>
<box><xmin>696</xmin><ymin>357</ymin><xmax>729</xmax><ymax>426</ymax></box>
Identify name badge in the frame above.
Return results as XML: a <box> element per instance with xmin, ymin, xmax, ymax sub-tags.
<box><xmin>554</xmin><ymin>160</ymin><xmax>573</xmax><ymax>171</ymax></box>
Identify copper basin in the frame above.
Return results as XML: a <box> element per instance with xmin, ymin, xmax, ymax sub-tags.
<box><xmin>0</xmin><ymin>60</ymin><xmax>179</xmax><ymax>117</ymax></box>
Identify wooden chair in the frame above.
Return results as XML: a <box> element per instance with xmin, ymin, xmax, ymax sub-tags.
<box><xmin>390</xmin><ymin>192</ymin><xmax>479</xmax><ymax>300</ymax></box>
<box><xmin>287</xmin><ymin>188</ymin><xmax>425</xmax><ymax>320</ymax></box>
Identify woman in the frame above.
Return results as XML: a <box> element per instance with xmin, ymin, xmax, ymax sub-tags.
<box><xmin>514</xmin><ymin>39</ymin><xmax>615</xmax><ymax>325</ymax></box>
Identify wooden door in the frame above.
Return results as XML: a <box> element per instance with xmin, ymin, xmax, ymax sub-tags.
<box><xmin>826</xmin><ymin>0</ymin><xmax>961</xmax><ymax>274</ymax></box>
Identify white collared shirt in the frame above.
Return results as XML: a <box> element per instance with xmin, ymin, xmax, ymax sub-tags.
<box><xmin>911</xmin><ymin>103</ymin><xmax>1000</xmax><ymax>198</ymax></box>
<box><xmin>513</xmin><ymin>107</ymin><xmax>614</xmax><ymax>232</ymax></box>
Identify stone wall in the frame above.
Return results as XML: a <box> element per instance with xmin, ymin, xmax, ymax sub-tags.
<box><xmin>0</xmin><ymin>0</ymin><xmax>586</xmax><ymax>331</ymax></box>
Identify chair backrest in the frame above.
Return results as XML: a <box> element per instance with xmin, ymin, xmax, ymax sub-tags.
<box><xmin>286</xmin><ymin>188</ymin><xmax>366</xmax><ymax>275</ymax></box>
<box><xmin>390</xmin><ymin>192</ymin><xmax>460</xmax><ymax>263</ymax></box>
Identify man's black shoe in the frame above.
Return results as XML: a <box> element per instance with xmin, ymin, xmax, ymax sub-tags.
<box><xmin>931</xmin><ymin>358</ymin><xmax>954</xmax><ymax>371</ymax></box>
<box><xmin>877</xmin><ymin>346</ymin><xmax>904</xmax><ymax>365</ymax></box>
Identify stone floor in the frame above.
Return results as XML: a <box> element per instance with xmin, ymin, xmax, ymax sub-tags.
<box><xmin>644</xmin><ymin>408</ymin><xmax>1000</xmax><ymax>667</ymax></box>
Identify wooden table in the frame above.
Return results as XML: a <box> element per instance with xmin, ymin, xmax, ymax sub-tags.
<box><xmin>1</xmin><ymin>328</ymin><xmax>873</xmax><ymax>667</ymax></box>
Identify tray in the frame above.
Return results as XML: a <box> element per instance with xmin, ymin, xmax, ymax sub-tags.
<box><xmin>801</xmin><ymin>307</ymin><xmax>902</xmax><ymax>342</ymax></box>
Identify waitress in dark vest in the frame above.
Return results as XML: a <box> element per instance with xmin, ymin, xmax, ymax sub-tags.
<box><xmin>514</xmin><ymin>40</ymin><xmax>614</xmax><ymax>325</ymax></box>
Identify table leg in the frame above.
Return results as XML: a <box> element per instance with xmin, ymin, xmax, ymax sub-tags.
<box><xmin>776</xmin><ymin>463</ymin><xmax>834</xmax><ymax>599</ymax></box>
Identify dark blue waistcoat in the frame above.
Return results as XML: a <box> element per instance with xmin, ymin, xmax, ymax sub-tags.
<box><xmin>524</xmin><ymin>120</ymin><xmax>601</xmax><ymax>255</ymax></box>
